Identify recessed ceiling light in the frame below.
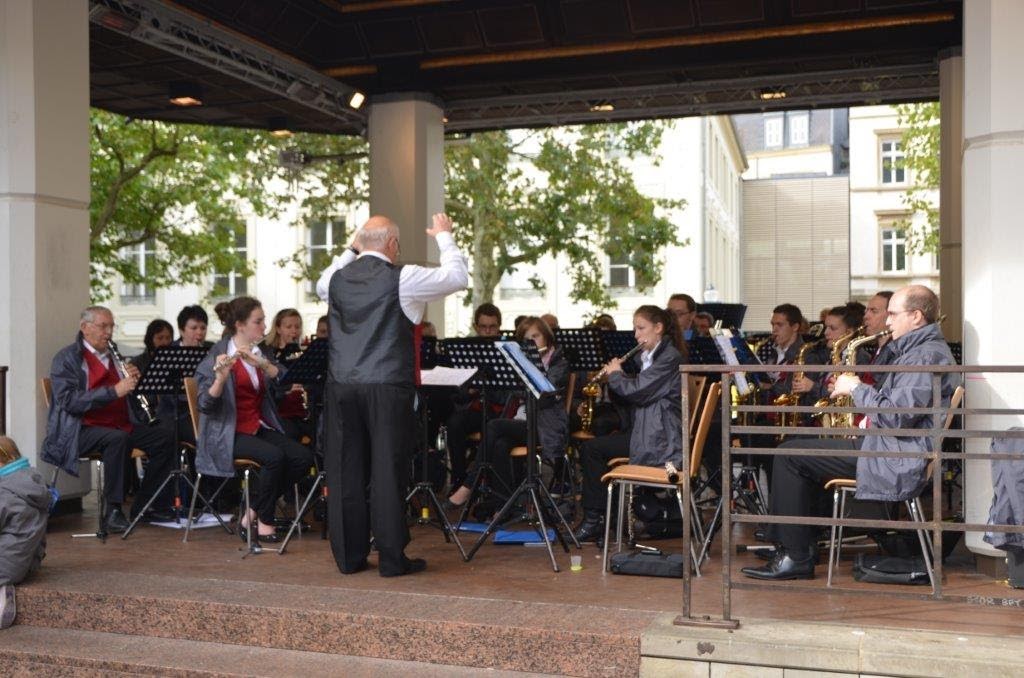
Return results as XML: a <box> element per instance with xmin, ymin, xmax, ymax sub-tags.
<box><xmin>759</xmin><ymin>90</ymin><xmax>787</xmax><ymax>100</ymax></box>
<box><xmin>348</xmin><ymin>91</ymin><xmax>366</xmax><ymax>110</ymax></box>
<box><xmin>168</xmin><ymin>81</ymin><xmax>203</xmax><ymax>107</ymax></box>
<box><xmin>589</xmin><ymin>101</ymin><xmax>615</xmax><ymax>112</ymax></box>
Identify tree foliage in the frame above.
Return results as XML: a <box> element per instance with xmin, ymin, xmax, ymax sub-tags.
<box><xmin>444</xmin><ymin>122</ymin><xmax>685</xmax><ymax>309</ymax></box>
<box><xmin>895</xmin><ymin>102</ymin><xmax>941</xmax><ymax>254</ymax></box>
<box><xmin>89</xmin><ymin>108</ymin><xmax>365</xmax><ymax>300</ymax></box>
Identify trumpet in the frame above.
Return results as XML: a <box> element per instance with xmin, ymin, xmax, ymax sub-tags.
<box><xmin>108</xmin><ymin>341</ymin><xmax>159</xmax><ymax>426</ymax></box>
<box><xmin>580</xmin><ymin>342</ymin><xmax>645</xmax><ymax>433</ymax></box>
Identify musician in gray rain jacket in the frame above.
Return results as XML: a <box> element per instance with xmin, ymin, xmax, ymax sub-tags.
<box><xmin>743</xmin><ymin>285</ymin><xmax>959</xmax><ymax>581</ymax></box>
<box><xmin>1</xmin><ymin>436</ymin><xmax>51</xmax><ymax>629</ymax></box>
<box><xmin>984</xmin><ymin>430</ymin><xmax>1024</xmax><ymax>553</ymax></box>
<box><xmin>574</xmin><ymin>305</ymin><xmax>685</xmax><ymax>542</ymax></box>
<box><xmin>194</xmin><ymin>297</ymin><xmax>313</xmax><ymax>543</ymax></box>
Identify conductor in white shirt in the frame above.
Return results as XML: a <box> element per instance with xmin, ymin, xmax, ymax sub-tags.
<box><xmin>317</xmin><ymin>213</ymin><xmax>468</xmax><ymax>576</ymax></box>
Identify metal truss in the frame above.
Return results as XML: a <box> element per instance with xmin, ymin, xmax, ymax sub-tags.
<box><xmin>89</xmin><ymin>0</ymin><xmax>367</xmax><ymax>131</ymax></box>
<box><xmin>443</xmin><ymin>64</ymin><xmax>938</xmax><ymax>132</ymax></box>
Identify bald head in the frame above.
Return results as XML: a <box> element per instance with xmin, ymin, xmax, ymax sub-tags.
<box><xmin>356</xmin><ymin>215</ymin><xmax>400</xmax><ymax>257</ymax></box>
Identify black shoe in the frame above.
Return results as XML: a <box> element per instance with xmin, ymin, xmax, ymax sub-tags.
<box><xmin>573</xmin><ymin>515</ymin><xmax>605</xmax><ymax>543</ymax></box>
<box><xmin>132</xmin><ymin>507</ymin><xmax>177</xmax><ymax>523</ymax></box>
<box><xmin>741</xmin><ymin>552</ymin><xmax>815</xmax><ymax>580</ymax></box>
<box><xmin>103</xmin><ymin>508</ymin><xmax>130</xmax><ymax>534</ymax></box>
<box><xmin>441</xmin><ymin>498</ymin><xmax>466</xmax><ymax>513</ymax></box>
<box><xmin>381</xmin><ymin>557</ymin><xmax>427</xmax><ymax>577</ymax></box>
<box><xmin>256</xmin><ymin>531</ymin><xmax>282</xmax><ymax>544</ymax></box>
<box><xmin>340</xmin><ymin>559</ymin><xmax>368</xmax><ymax>575</ymax></box>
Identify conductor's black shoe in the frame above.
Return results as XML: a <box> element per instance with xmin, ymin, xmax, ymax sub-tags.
<box><xmin>573</xmin><ymin>514</ymin><xmax>605</xmax><ymax>543</ymax></box>
<box><xmin>741</xmin><ymin>553</ymin><xmax>815</xmax><ymax>581</ymax></box>
<box><xmin>381</xmin><ymin>557</ymin><xmax>427</xmax><ymax>577</ymax></box>
<box><xmin>103</xmin><ymin>508</ymin><xmax>130</xmax><ymax>534</ymax></box>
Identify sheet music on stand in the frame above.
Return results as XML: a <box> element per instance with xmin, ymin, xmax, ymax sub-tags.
<box><xmin>686</xmin><ymin>337</ymin><xmax>724</xmax><ymax>366</ymax></box>
<box><xmin>280</xmin><ymin>338</ymin><xmax>328</xmax><ymax>386</ymax></box>
<box><xmin>710</xmin><ymin>329</ymin><xmax>752</xmax><ymax>396</ymax></box>
<box><xmin>554</xmin><ymin>328</ymin><xmax>605</xmax><ymax>371</ymax></box>
<box><xmin>730</xmin><ymin>335</ymin><xmax>770</xmax><ymax>384</ymax></box>
<box><xmin>136</xmin><ymin>346</ymin><xmax>209</xmax><ymax>395</ymax></box>
<box><xmin>495</xmin><ymin>342</ymin><xmax>557</xmax><ymax>399</ymax></box>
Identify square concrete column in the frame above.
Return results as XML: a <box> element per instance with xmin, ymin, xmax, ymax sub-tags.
<box><xmin>962</xmin><ymin>1</ymin><xmax>1024</xmax><ymax>557</ymax></box>
<box><xmin>938</xmin><ymin>51</ymin><xmax>963</xmax><ymax>343</ymax></box>
<box><xmin>367</xmin><ymin>94</ymin><xmax>447</xmax><ymax>332</ymax></box>
<box><xmin>0</xmin><ymin>1</ymin><xmax>91</xmax><ymax>465</ymax></box>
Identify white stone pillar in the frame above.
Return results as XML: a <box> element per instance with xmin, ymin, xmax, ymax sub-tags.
<box><xmin>0</xmin><ymin>1</ymin><xmax>91</xmax><ymax>468</ymax></box>
<box><xmin>939</xmin><ymin>50</ymin><xmax>963</xmax><ymax>343</ymax></box>
<box><xmin>367</xmin><ymin>94</ymin><xmax>447</xmax><ymax>332</ymax></box>
<box><xmin>962</xmin><ymin>1</ymin><xmax>1024</xmax><ymax>558</ymax></box>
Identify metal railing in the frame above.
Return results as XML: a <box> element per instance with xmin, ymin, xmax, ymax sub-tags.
<box><xmin>676</xmin><ymin>363</ymin><xmax>1024</xmax><ymax>630</ymax></box>
<box><xmin>0</xmin><ymin>365</ymin><xmax>7</xmax><ymax>435</ymax></box>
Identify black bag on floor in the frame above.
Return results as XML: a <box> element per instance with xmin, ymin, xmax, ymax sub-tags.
<box><xmin>851</xmin><ymin>553</ymin><xmax>930</xmax><ymax>585</ymax></box>
<box><xmin>609</xmin><ymin>550</ymin><xmax>685</xmax><ymax>578</ymax></box>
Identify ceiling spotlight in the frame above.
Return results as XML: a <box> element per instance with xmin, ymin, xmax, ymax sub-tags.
<box><xmin>268</xmin><ymin>117</ymin><xmax>292</xmax><ymax>138</ymax></box>
<box><xmin>759</xmin><ymin>89</ymin><xmax>787</xmax><ymax>100</ymax></box>
<box><xmin>348</xmin><ymin>91</ymin><xmax>366</xmax><ymax>110</ymax></box>
<box><xmin>589</xmin><ymin>100</ymin><xmax>615</xmax><ymax>112</ymax></box>
<box><xmin>168</xmin><ymin>81</ymin><xmax>203</xmax><ymax>107</ymax></box>
<box><xmin>442</xmin><ymin>116</ymin><xmax>449</xmax><ymax>123</ymax></box>
<box><xmin>88</xmin><ymin>6</ymin><xmax>139</xmax><ymax>33</ymax></box>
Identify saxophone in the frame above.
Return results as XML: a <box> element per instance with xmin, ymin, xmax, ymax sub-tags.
<box><xmin>815</xmin><ymin>328</ymin><xmax>890</xmax><ymax>431</ymax></box>
<box><xmin>579</xmin><ymin>343</ymin><xmax>644</xmax><ymax>434</ymax></box>
<box><xmin>811</xmin><ymin>326</ymin><xmax>864</xmax><ymax>428</ymax></box>
<box><xmin>772</xmin><ymin>338</ymin><xmax>824</xmax><ymax>437</ymax></box>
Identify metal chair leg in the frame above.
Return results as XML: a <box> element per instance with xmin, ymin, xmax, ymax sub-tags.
<box><xmin>183</xmin><ymin>472</ymin><xmax>202</xmax><ymax>543</ymax></box>
<box><xmin>601</xmin><ymin>482</ymin><xmax>614</xmax><ymax>572</ymax></box>
<box><xmin>908</xmin><ymin>498</ymin><xmax>937</xmax><ymax>592</ymax></box>
<box><xmin>676</xmin><ymin>488</ymin><xmax>701</xmax><ymax>577</ymax></box>
<box><xmin>827</xmin><ymin>486</ymin><xmax>840</xmax><ymax>587</ymax></box>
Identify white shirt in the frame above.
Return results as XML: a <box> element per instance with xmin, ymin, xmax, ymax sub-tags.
<box><xmin>315</xmin><ymin>231</ymin><xmax>469</xmax><ymax>324</ymax></box>
<box><xmin>82</xmin><ymin>340</ymin><xmax>113</xmax><ymax>381</ymax></box>
<box><xmin>640</xmin><ymin>348</ymin><xmax>654</xmax><ymax>372</ymax></box>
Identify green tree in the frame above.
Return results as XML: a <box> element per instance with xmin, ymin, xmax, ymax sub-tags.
<box><xmin>90</xmin><ymin>108</ymin><xmax>365</xmax><ymax>300</ymax></box>
<box><xmin>895</xmin><ymin>102</ymin><xmax>941</xmax><ymax>253</ymax></box>
<box><xmin>444</xmin><ymin>122</ymin><xmax>685</xmax><ymax>309</ymax></box>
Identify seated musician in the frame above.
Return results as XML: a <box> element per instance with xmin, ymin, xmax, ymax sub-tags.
<box><xmin>315</xmin><ymin>314</ymin><xmax>328</xmax><ymax>340</ymax></box>
<box><xmin>693</xmin><ymin>311</ymin><xmax>714</xmax><ymax>337</ymax></box>
<box><xmin>130</xmin><ymin>319</ymin><xmax>174</xmax><ymax>374</ymax></box>
<box><xmin>667</xmin><ymin>293</ymin><xmax>696</xmax><ymax>340</ymax></box>
<box><xmin>764</xmin><ymin>303</ymin><xmax>807</xmax><ymax>397</ymax></box>
<box><xmin>195</xmin><ymin>297</ymin><xmax>314</xmax><ymax>544</ymax></box>
<box><xmin>443</xmin><ymin>303</ymin><xmax>507</xmax><ymax>489</ymax></box>
<box><xmin>41</xmin><ymin>306</ymin><xmax>178</xmax><ymax>532</ymax></box>
<box><xmin>791</xmin><ymin>302</ymin><xmax>864</xmax><ymax>402</ymax></box>
<box><xmin>742</xmin><ymin>285</ymin><xmax>959</xmax><ymax>580</ymax></box>
<box><xmin>445</xmin><ymin>317</ymin><xmax>568</xmax><ymax>514</ymax></box>
<box><xmin>152</xmin><ymin>305</ymin><xmax>214</xmax><ymax>445</ymax></box>
<box><xmin>858</xmin><ymin>291</ymin><xmax>896</xmax><ymax>379</ymax></box>
<box><xmin>573</xmin><ymin>305</ymin><xmax>685</xmax><ymax>543</ymax></box>
<box><xmin>260</xmin><ymin>308</ymin><xmax>312</xmax><ymax>445</ymax></box>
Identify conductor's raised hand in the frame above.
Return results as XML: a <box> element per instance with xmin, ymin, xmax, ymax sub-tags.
<box><xmin>426</xmin><ymin>213</ymin><xmax>453</xmax><ymax>238</ymax></box>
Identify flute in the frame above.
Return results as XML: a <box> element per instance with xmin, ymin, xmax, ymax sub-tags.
<box><xmin>585</xmin><ymin>342</ymin><xmax>645</xmax><ymax>387</ymax></box>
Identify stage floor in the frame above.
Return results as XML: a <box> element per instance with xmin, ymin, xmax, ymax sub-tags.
<box><xmin>32</xmin><ymin>500</ymin><xmax>1024</xmax><ymax>638</ymax></box>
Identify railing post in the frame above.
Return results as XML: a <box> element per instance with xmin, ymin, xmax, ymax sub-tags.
<box><xmin>720</xmin><ymin>371</ymin><xmax>735</xmax><ymax>624</ymax></box>
<box><xmin>681</xmin><ymin>369</ymin><xmax>693</xmax><ymax>618</ymax></box>
<box><xmin>930</xmin><ymin>371</ymin><xmax>944</xmax><ymax>598</ymax></box>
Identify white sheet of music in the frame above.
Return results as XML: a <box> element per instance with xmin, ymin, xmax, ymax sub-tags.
<box><xmin>712</xmin><ymin>332</ymin><xmax>752</xmax><ymax>395</ymax></box>
<box><xmin>420</xmin><ymin>366</ymin><xmax>477</xmax><ymax>387</ymax></box>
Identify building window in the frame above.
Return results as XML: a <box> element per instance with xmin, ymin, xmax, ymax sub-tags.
<box><xmin>307</xmin><ymin>218</ymin><xmax>345</xmax><ymax>297</ymax></box>
<box><xmin>764</xmin><ymin>116</ymin><xmax>783</xmax><ymax>148</ymax></box>
<box><xmin>119</xmin><ymin>239</ymin><xmax>157</xmax><ymax>304</ymax></box>
<box><xmin>500</xmin><ymin>264</ymin><xmax>543</xmax><ymax>299</ymax></box>
<box><xmin>881</xmin><ymin>227</ymin><xmax>907</xmax><ymax>273</ymax></box>
<box><xmin>211</xmin><ymin>226</ymin><xmax>248</xmax><ymax>299</ymax></box>
<box><xmin>881</xmin><ymin>139</ymin><xmax>906</xmax><ymax>184</ymax></box>
<box><xmin>607</xmin><ymin>253</ymin><xmax>634</xmax><ymax>288</ymax></box>
<box><xmin>788</xmin><ymin>111</ymin><xmax>809</xmax><ymax>146</ymax></box>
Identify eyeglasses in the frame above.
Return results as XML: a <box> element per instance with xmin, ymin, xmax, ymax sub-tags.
<box><xmin>88</xmin><ymin>321</ymin><xmax>117</xmax><ymax>332</ymax></box>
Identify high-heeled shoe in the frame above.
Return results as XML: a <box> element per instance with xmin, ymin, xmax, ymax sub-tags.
<box><xmin>238</xmin><ymin>524</ymin><xmax>250</xmax><ymax>544</ymax></box>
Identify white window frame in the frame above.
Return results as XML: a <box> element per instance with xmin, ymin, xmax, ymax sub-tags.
<box><xmin>119</xmin><ymin>239</ymin><xmax>157</xmax><ymax>304</ymax></box>
<box><xmin>880</xmin><ymin>138</ymin><xmax>906</xmax><ymax>185</ymax></box>
<box><xmin>880</xmin><ymin>226</ymin><xmax>908</xmax><ymax>273</ymax></box>
<box><xmin>764</xmin><ymin>115</ymin><xmax>783</xmax><ymax>149</ymax></box>
<box><xmin>211</xmin><ymin>225</ymin><xmax>248</xmax><ymax>299</ymax></box>
<box><xmin>788</xmin><ymin>111</ymin><xmax>809</xmax><ymax>146</ymax></box>
<box><xmin>607</xmin><ymin>252</ymin><xmax>635</xmax><ymax>288</ymax></box>
<box><xmin>307</xmin><ymin>218</ymin><xmax>345</xmax><ymax>297</ymax></box>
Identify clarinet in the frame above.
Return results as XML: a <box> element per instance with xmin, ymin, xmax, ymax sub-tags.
<box><xmin>108</xmin><ymin>340</ymin><xmax>159</xmax><ymax>426</ymax></box>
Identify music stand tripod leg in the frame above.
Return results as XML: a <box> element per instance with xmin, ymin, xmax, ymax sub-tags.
<box><xmin>536</xmin><ymin>477</ymin><xmax>580</xmax><ymax>550</ymax></box>
<box><xmin>279</xmin><ymin>471</ymin><xmax>325</xmax><ymax>554</ymax></box>
<box><xmin>528</xmin><ymin>486</ymin><xmax>560</xmax><ymax>572</ymax></box>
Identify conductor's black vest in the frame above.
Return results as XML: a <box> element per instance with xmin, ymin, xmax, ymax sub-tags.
<box><xmin>328</xmin><ymin>255</ymin><xmax>414</xmax><ymax>386</ymax></box>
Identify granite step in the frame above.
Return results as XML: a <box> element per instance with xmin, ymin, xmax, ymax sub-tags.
<box><xmin>0</xmin><ymin>626</ymin><xmax>561</xmax><ymax>677</ymax></box>
<box><xmin>14</xmin><ymin>568</ymin><xmax>656</xmax><ymax>677</ymax></box>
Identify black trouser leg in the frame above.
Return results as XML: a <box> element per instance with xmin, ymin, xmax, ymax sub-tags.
<box><xmin>580</xmin><ymin>432</ymin><xmax>632</xmax><ymax>514</ymax></box>
<box><xmin>233</xmin><ymin>429</ymin><xmax>313</xmax><ymax>525</ymax></box>
<box><xmin>325</xmin><ymin>381</ymin><xmax>372</xmax><ymax>573</ymax></box>
<box><xmin>77</xmin><ymin>426</ymin><xmax>128</xmax><ymax>506</ymax></box>
<box><xmin>364</xmin><ymin>384</ymin><xmax>416</xmax><ymax>576</ymax></box>
<box><xmin>445</xmin><ymin>407</ymin><xmax>483</xmax><ymax>488</ymax></box>
<box><xmin>468</xmin><ymin>418</ymin><xmax>526</xmax><ymax>493</ymax></box>
<box><xmin>128</xmin><ymin>424</ymin><xmax>178</xmax><ymax>511</ymax></box>
<box><xmin>770</xmin><ymin>437</ymin><xmax>858</xmax><ymax>558</ymax></box>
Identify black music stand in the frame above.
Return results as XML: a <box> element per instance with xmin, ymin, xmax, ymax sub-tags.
<box><xmin>122</xmin><ymin>346</ymin><xmax>228</xmax><ymax>538</ymax></box>
<box><xmin>464</xmin><ymin>341</ymin><xmax>580</xmax><ymax>571</ymax></box>
<box><xmin>277</xmin><ymin>339</ymin><xmax>329</xmax><ymax>554</ymax></box>
<box><xmin>555</xmin><ymin>328</ymin><xmax>605</xmax><ymax>372</ymax></box>
<box><xmin>442</xmin><ymin>337</ymin><xmax>519</xmax><ymax>529</ymax></box>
